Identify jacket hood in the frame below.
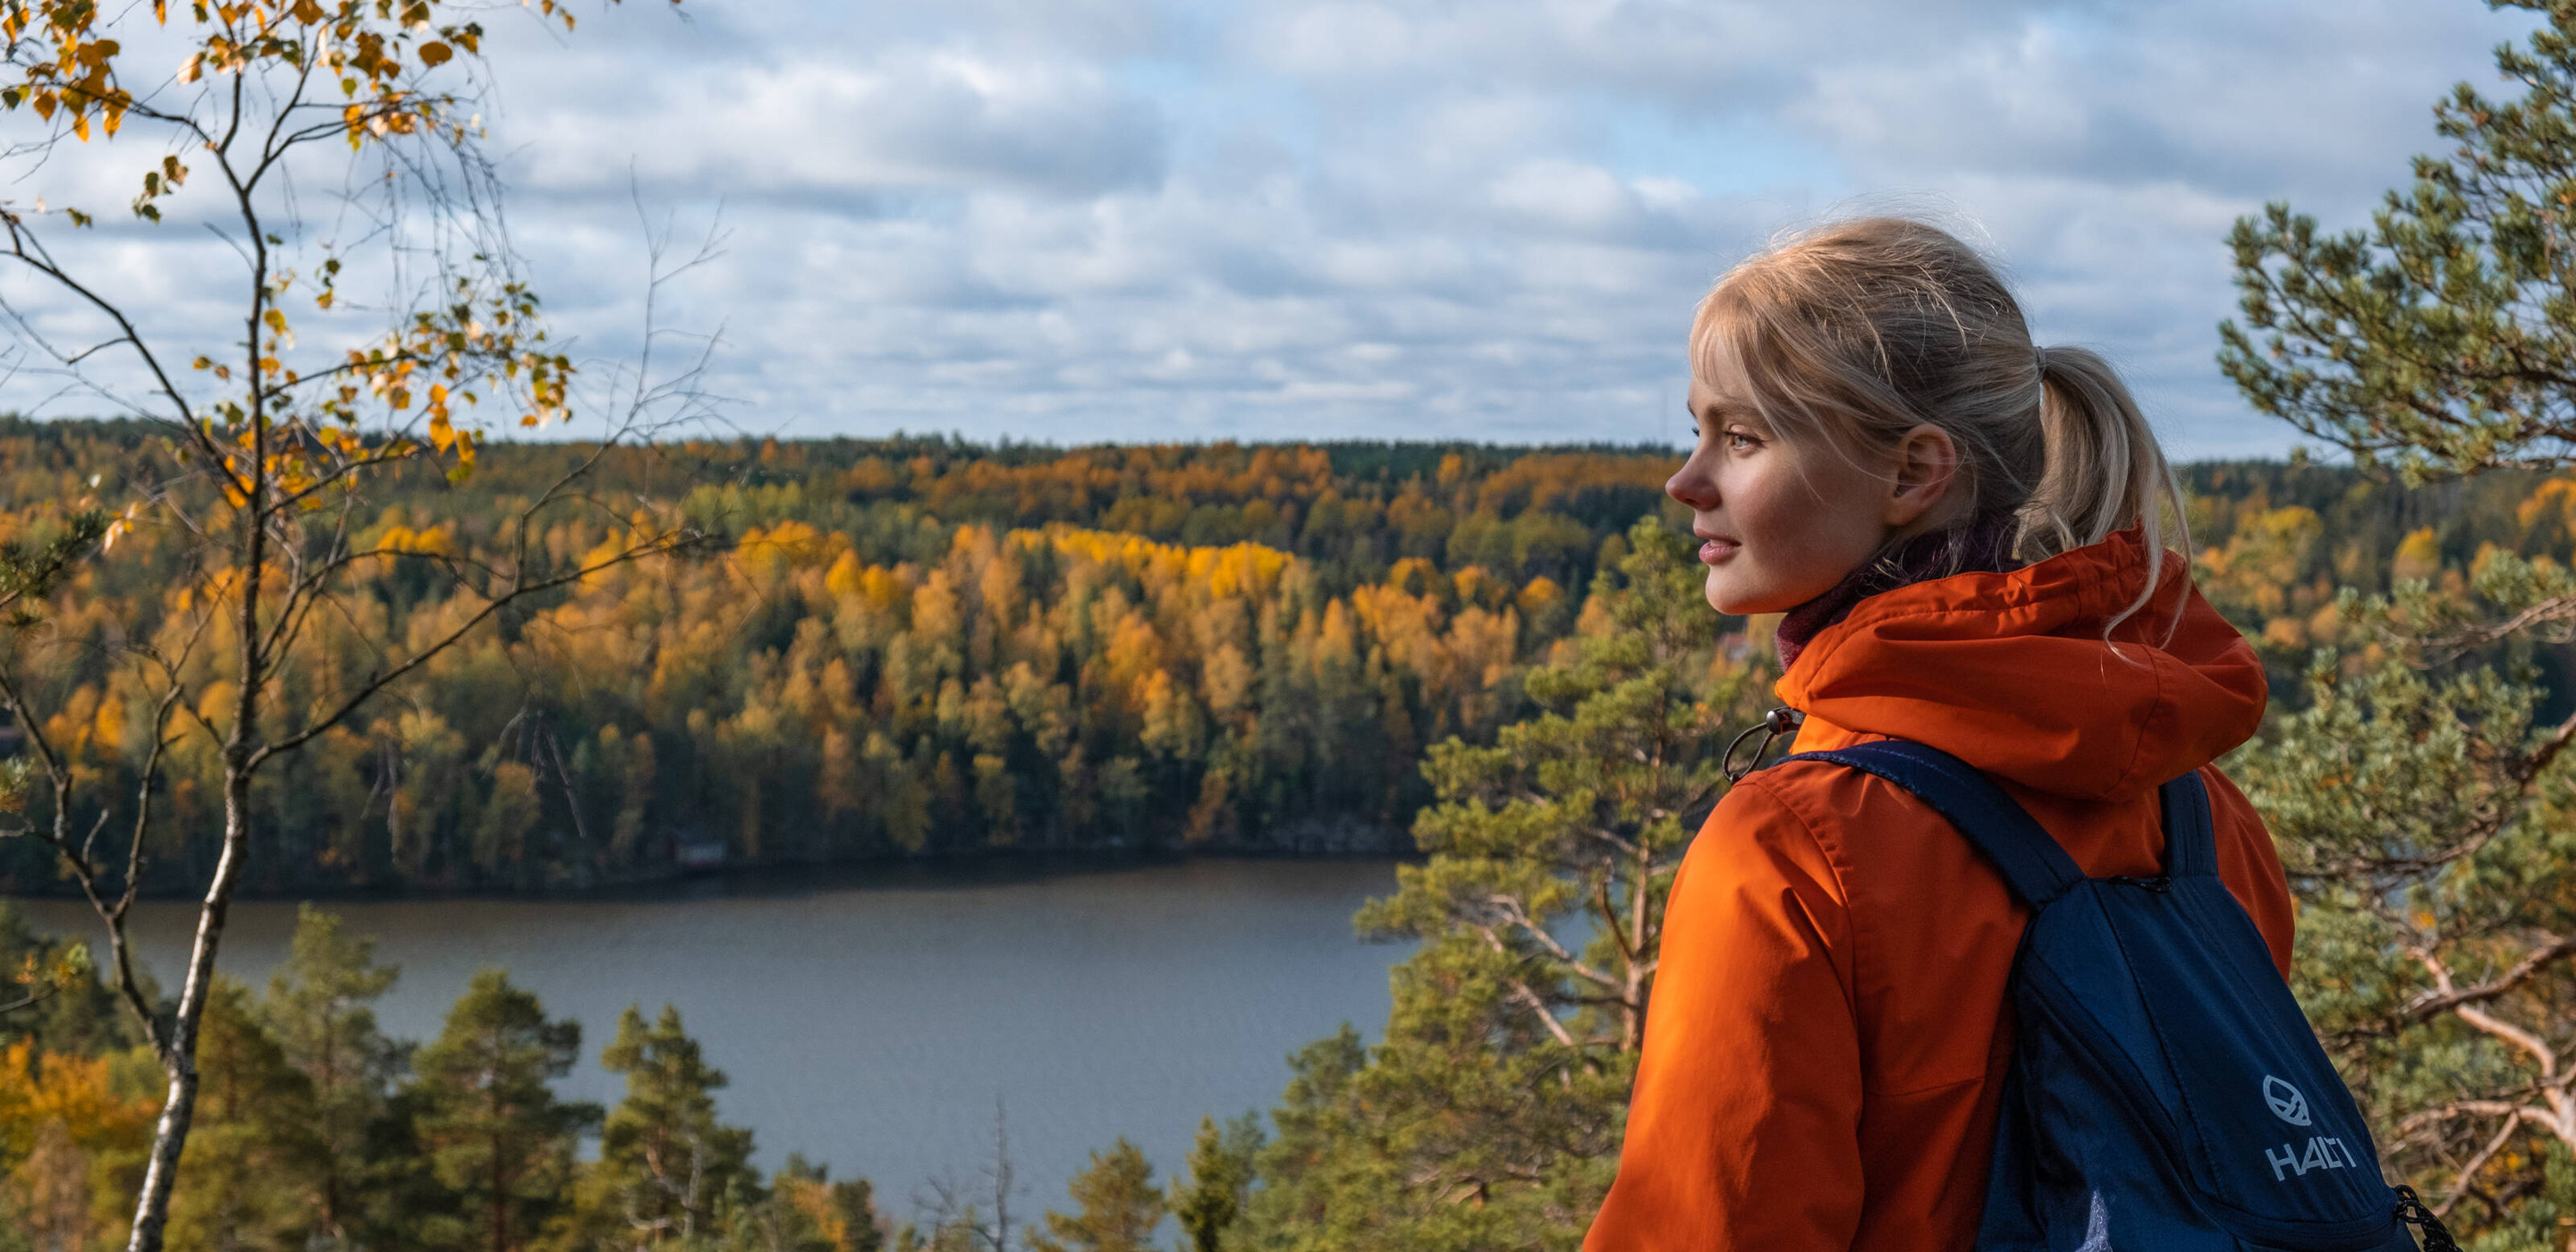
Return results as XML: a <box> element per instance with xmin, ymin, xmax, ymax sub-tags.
<box><xmin>1775</xmin><ymin>528</ymin><xmax>2267</xmax><ymax>802</ymax></box>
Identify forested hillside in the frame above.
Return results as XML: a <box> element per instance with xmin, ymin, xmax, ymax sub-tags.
<box><xmin>1</xmin><ymin>419</ymin><xmax>2568</xmax><ymax>895</ymax></box>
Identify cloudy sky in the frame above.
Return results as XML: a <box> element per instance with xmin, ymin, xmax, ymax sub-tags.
<box><xmin>0</xmin><ymin>0</ymin><xmax>2544</xmax><ymax>457</ymax></box>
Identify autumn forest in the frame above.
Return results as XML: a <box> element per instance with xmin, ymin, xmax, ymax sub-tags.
<box><xmin>0</xmin><ymin>422</ymin><xmax>2541</xmax><ymax>898</ymax></box>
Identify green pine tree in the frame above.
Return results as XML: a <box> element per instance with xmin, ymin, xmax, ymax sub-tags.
<box><xmin>162</xmin><ymin>977</ymin><xmax>322</xmax><ymax>1251</ymax></box>
<box><xmin>561</xmin><ymin>1003</ymin><xmax>758</xmax><ymax>1248</ymax></box>
<box><xmin>1240</xmin><ymin>1026</ymin><xmax>1371</xmax><ymax>1246</ymax></box>
<box><xmin>407</xmin><ymin>969</ymin><xmax>599</xmax><ymax>1252</ymax></box>
<box><xmin>1025</xmin><ymin>1139</ymin><xmax>1164</xmax><ymax>1252</ymax></box>
<box><xmin>262</xmin><ymin>904</ymin><xmax>411</xmax><ymax>1248</ymax></box>
<box><xmin>1169</xmin><ymin>1114</ymin><xmax>1263</xmax><ymax>1252</ymax></box>
<box><xmin>2222</xmin><ymin>3</ymin><xmax>2576</xmax><ymax>482</ymax></box>
<box><xmin>829</xmin><ymin>1177</ymin><xmax>888</xmax><ymax>1252</ymax></box>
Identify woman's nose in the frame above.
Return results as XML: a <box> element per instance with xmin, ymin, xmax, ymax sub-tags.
<box><xmin>1666</xmin><ymin>458</ymin><xmax>1716</xmax><ymax>510</ymax></box>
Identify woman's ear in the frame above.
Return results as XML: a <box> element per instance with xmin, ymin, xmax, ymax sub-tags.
<box><xmin>1884</xmin><ymin>423</ymin><xmax>1962</xmax><ymax>528</ymax></box>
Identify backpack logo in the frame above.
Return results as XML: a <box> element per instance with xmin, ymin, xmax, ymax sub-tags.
<box><xmin>2262</xmin><ymin>1076</ymin><xmax>2310</xmax><ymax>1127</ymax></box>
<box><xmin>2265</xmin><ymin>1135</ymin><xmax>2355</xmax><ymax>1182</ymax></box>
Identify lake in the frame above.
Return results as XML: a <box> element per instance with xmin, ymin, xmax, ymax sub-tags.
<box><xmin>15</xmin><ymin>855</ymin><xmax>1409</xmax><ymax>1220</ymax></box>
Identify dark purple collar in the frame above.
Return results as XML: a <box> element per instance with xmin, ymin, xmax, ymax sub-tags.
<box><xmin>1773</xmin><ymin>514</ymin><xmax>2024</xmax><ymax>672</ymax></box>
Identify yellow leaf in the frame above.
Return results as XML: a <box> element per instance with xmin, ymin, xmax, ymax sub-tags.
<box><xmin>263</xmin><ymin>309</ymin><xmax>285</xmax><ymax>334</ymax></box>
<box><xmin>417</xmin><ymin>40</ymin><xmax>450</xmax><ymax>66</ymax></box>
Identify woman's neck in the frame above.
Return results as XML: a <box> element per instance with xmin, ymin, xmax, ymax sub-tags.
<box><xmin>1773</xmin><ymin>513</ymin><xmax>2024</xmax><ymax>671</ymax></box>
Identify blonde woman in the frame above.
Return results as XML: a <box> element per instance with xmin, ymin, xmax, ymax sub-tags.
<box><xmin>1585</xmin><ymin>218</ymin><xmax>2297</xmax><ymax>1251</ymax></box>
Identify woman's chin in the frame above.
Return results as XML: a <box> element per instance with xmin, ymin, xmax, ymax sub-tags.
<box><xmin>1705</xmin><ymin>572</ymin><xmax>1801</xmax><ymax>618</ymax></box>
<box><xmin>1704</xmin><ymin>583</ymin><xmax>1763</xmax><ymax>616</ymax></box>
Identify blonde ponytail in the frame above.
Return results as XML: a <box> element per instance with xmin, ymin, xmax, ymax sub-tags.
<box><xmin>1690</xmin><ymin>216</ymin><xmax>2191</xmax><ymax>639</ymax></box>
<box><xmin>2027</xmin><ymin>343</ymin><xmax>2190</xmax><ymax>635</ymax></box>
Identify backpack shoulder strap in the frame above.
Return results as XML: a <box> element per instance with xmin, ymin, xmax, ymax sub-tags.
<box><xmin>1779</xmin><ymin>739</ymin><xmax>2085</xmax><ymax>907</ymax></box>
<box><xmin>2157</xmin><ymin>768</ymin><xmax>2217</xmax><ymax>879</ymax></box>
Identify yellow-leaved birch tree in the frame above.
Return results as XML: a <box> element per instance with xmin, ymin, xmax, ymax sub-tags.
<box><xmin>0</xmin><ymin>4</ymin><xmax>702</xmax><ymax>1249</ymax></box>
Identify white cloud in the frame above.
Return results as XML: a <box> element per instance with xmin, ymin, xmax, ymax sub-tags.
<box><xmin>0</xmin><ymin>0</ymin><xmax>2538</xmax><ymax>459</ymax></box>
<box><xmin>517</xmin><ymin>48</ymin><xmax>1166</xmax><ymax>201</ymax></box>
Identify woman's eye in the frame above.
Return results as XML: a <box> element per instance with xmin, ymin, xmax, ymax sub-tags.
<box><xmin>1726</xmin><ymin>431</ymin><xmax>1760</xmax><ymax>452</ymax></box>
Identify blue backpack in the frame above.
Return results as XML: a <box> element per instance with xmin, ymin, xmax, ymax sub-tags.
<box><xmin>1778</xmin><ymin>740</ymin><xmax>2455</xmax><ymax>1251</ymax></box>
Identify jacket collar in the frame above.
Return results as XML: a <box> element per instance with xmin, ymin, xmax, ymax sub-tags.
<box><xmin>1775</xmin><ymin>528</ymin><xmax>2267</xmax><ymax>802</ymax></box>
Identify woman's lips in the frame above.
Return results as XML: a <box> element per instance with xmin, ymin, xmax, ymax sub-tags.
<box><xmin>1699</xmin><ymin>538</ymin><xmax>1739</xmax><ymax>563</ymax></box>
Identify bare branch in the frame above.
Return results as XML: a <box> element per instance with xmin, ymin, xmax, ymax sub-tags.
<box><xmin>2437</xmin><ymin>1114</ymin><xmax>2526</xmax><ymax>1221</ymax></box>
<box><xmin>2394</xmin><ymin>935</ymin><xmax>2576</xmax><ymax>1030</ymax></box>
<box><xmin>1484</xmin><ymin>893</ymin><xmax>1623</xmax><ymax>991</ymax></box>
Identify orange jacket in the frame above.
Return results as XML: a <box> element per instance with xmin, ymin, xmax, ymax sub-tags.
<box><xmin>1583</xmin><ymin>529</ymin><xmax>2292</xmax><ymax>1252</ymax></box>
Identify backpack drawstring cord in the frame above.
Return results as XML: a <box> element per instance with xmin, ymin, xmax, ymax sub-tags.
<box><xmin>2393</xmin><ymin>1185</ymin><xmax>2461</xmax><ymax>1252</ymax></box>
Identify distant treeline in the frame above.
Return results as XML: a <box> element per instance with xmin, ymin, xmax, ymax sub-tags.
<box><xmin>2180</xmin><ymin>460</ymin><xmax>2576</xmax><ymax>697</ymax></box>
<box><xmin>0</xmin><ymin>420</ymin><xmax>2568</xmax><ymax>896</ymax></box>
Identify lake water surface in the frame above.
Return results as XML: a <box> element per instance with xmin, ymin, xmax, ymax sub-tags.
<box><xmin>17</xmin><ymin>856</ymin><xmax>1408</xmax><ymax>1217</ymax></box>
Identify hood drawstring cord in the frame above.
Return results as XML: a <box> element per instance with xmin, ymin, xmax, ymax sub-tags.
<box><xmin>1724</xmin><ymin>706</ymin><xmax>1805</xmax><ymax>782</ymax></box>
